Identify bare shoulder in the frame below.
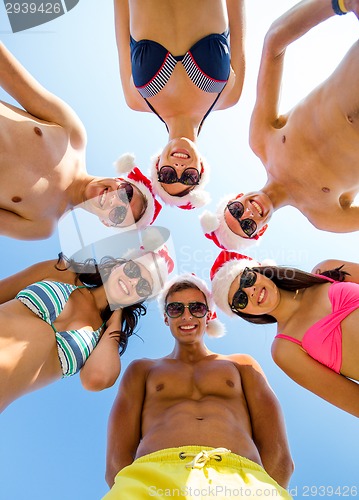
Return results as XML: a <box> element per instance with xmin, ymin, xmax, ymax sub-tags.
<box><xmin>125</xmin><ymin>357</ymin><xmax>156</xmax><ymax>374</ymax></box>
<box><xmin>225</xmin><ymin>352</ymin><xmax>262</xmax><ymax>368</ymax></box>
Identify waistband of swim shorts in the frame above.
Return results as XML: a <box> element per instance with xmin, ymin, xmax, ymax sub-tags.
<box><xmin>134</xmin><ymin>446</ymin><xmax>265</xmax><ymax>472</ymax></box>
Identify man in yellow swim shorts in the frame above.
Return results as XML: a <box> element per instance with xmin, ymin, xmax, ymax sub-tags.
<box><xmin>103</xmin><ymin>274</ymin><xmax>294</xmax><ymax>499</ymax></box>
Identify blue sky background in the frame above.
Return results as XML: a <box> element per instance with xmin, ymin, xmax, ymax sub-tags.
<box><xmin>0</xmin><ymin>1</ymin><xmax>358</xmax><ymax>499</ymax></box>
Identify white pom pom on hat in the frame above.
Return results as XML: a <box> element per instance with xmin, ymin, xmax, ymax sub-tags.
<box><xmin>114</xmin><ymin>153</ymin><xmax>162</xmax><ymax>228</ymax></box>
<box><xmin>150</xmin><ymin>154</ymin><xmax>211</xmax><ymax>210</ymax></box>
<box><xmin>157</xmin><ymin>273</ymin><xmax>226</xmax><ymax>338</ymax></box>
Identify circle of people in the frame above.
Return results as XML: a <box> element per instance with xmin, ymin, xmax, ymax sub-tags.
<box><xmin>1</xmin><ymin>0</ymin><xmax>358</xmax><ymax>499</ymax></box>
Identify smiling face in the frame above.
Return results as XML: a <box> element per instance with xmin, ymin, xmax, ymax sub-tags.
<box><xmin>228</xmin><ymin>269</ymin><xmax>280</xmax><ymax>316</ymax></box>
<box><xmin>104</xmin><ymin>260</ymin><xmax>153</xmax><ymax>307</ymax></box>
<box><xmin>164</xmin><ymin>287</ymin><xmax>209</xmax><ymax>342</ymax></box>
<box><xmin>83</xmin><ymin>178</ymin><xmax>146</xmax><ymax>227</ymax></box>
<box><xmin>156</xmin><ymin>138</ymin><xmax>202</xmax><ymax>196</ymax></box>
<box><xmin>224</xmin><ymin>192</ymin><xmax>273</xmax><ymax>238</ymax></box>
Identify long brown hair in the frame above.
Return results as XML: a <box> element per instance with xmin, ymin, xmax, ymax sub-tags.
<box><xmin>234</xmin><ymin>265</ymin><xmax>333</xmax><ymax>325</ymax></box>
<box><xmin>55</xmin><ymin>253</ymin><xmax>147</xmax><ymax>354</ymax></box>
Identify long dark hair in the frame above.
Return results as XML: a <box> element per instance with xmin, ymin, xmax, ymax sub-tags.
<box><xmin>234</xmin><ymin>265</ymin><xmax>346</xmax><ymax>325</ymax></box>
<box><xmin>55</xmin><ymin>253</ymin><xmax>147</xmax><ymax>355</ymax></box>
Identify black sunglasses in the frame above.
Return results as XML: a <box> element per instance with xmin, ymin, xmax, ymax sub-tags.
<box><xmin>123</xmin><ymin>260</ymin><xmax>152</xmax><ymax>298</ymax></box>
<box><xmin>227</xmin><ymin>201</ymin><xmax>257</xmax><ymax>238</ymax></box>
<box><xmin>165</xmin><ymin>301</ymin><xmax>208</xmax><ymax>318</ymax></box>
<box><xmin>108</xmin><ymin>183</ymin><xmax>134</xmax><ymax>225</ymax></box>
<box><xmin>157</xmin><ymin>166</ymin><xmax>200</xmax><ymax>186</ymax></box>
<box><xmin>231</xmin><ymin>267</ymin><xmax>257</xmax><ymax>312</ymax></box>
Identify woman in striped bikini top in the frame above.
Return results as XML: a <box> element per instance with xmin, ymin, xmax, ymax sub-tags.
<box><xmin>0</xmin><ymin>249</ymin><xmax>172</xmax><ymax>413</ymax></box>
<box><xmin>114</xmin><ymin>0</ymin><xmax>245</xmax><ymax>210</ymax></box>
<box><xmin>210</xmin><ymin>251</ymin><xmax>359</xmax><ymax>418</ymax></box>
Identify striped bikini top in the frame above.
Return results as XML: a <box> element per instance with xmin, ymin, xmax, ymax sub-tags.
<box><xmin>16</xmin><ymin>281</ymin><xmax>105</xmax><ymax>378</ymax></box>
<box><xmin>130</xmin><ymin>31</ymin><xmax>230</xmax><ymax>133</ymax></box>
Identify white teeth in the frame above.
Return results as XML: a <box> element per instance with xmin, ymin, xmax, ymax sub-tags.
<box><xmin>118</xmin><ymin>279</ymin><xmax>129</xmax><ymax>295</ymax></box>
<box><xmin>258</xmin><ymin>289</ymin><xmax>265</xmax><ymax>304</ymax></box>
<box><xmin>172</xmin><ymin>152</ymin><xmax>189</xmax><ymax>159</ymax></box>
<box><xmin>251</xmin><ymin>201</ymin><xmax>263</xmax><ymax>216</ymax></box>
<box><xmin>180</xmin><ymin>325</ymin><xmax>195</xmax><ymax>330</ymax></box>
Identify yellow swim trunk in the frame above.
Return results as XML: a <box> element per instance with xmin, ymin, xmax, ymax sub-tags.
<box><xmin>102</xmin><ymin>446</ymin><xmax>292</xmax><ymax>499</ymax></box>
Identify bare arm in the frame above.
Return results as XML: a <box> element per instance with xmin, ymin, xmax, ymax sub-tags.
<box><xmin>309</xmin><ymin>205</ymin><xmax>359</xmax><ymax>233</ymax></box>
<box><xmin>272</xmin><ymin>340</ymin><xmax>359</xmax><ymax>417</ymax></box>
<box><xmin>233</xmin><ymin>354</ymin><xmax>294</xmax><ymax>488</ymax></box>
<box><xmin>113</xmin><ymin>0</ymin><xmax>148</xmax><ymax>111</ymax></box>
<box><xmin>312</xmin><ymin>259</ymin><xmax>359</xmax><ymax>284</ymax></box>
<box><xmin>80</xmin><ymin>310</ymin><xmax>123</xmax><ymax>391</ymax></box>
<box><xmin>216</xmin><ymin>0</ymin><xmax>246</xmax><ymax>109</ymax></box>
<box><xmin>0</xmin><ymin>257</ymin><xmax>72</xmax><ymax>304</ymax></box>
<box><xmin>249</xmin><ymin>0</ymin><xmax>335</xmax><ymax>157</ymax></box>
<box><xmin>0</xmin><ymin>208</ymin><xmax>55</xmax><ymax>241</ymax></box>
<box><xmin>0</xmin><ymin>42</ymin><xmax>86</xmax><ymax>145</ymax></box>
<box><xmin>105</xmin><ymin>359</ymin><xmax>150</xmax><ymax>487</ymax></box>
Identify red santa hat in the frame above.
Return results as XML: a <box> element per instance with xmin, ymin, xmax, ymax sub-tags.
<box><xmin>114</xmin><ymin>154</ymin><xmax>162</xmax><ymax>228</ymax></box>
<box><xmin>210</xmin><ymin>250</ymin><xmax>260</xmax><ymax>316</ymax></box>
<box><xmin>149</xmin><ymin>153</ymin><xmax>211</xmax><ymax>210</ymax></box>
<box><xmin>157</xmin><ymin>273</ymin><xmax>226</xmax><ymax>337</ymax></box>
<box><xmin>199</xmin><ymin>194</ymin><xmax>268</xmax><ymax>251</ymax></box>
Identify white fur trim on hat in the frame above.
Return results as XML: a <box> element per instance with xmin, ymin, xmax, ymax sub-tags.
<box><xmin>150</xmin><ymin>154</ymin><xmax>211</xmax><ymax>209</ymax></box>
<box><xmin>114</xmin><ymin>154</ymin><xmax>156</xmax><ymax>229</ymax></box>
<box><xmin>157</xmin><ymin>273</ymin><xmax>225</xmax><ymax>337</ymax></box>
<box><xmin>212</xmin><ymin>258</ymin><xmax>260</xmax><ymax>317</ymax></box>
<box><xmin>200</xmin><ymin>195</ymin><xmax>261</xmax><ymax>251</ymax></box>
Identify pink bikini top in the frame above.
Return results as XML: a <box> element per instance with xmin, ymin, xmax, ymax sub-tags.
<box><xmin>275</xmin><ymin>281</ymin><xmax>359</xmax><ymax>374</ymax></box>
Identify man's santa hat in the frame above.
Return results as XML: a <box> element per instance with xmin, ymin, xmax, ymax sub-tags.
<box><xmin>114</xmin><ymin>154</ymin><xmax>162</xmax><ymax>228</ymax></box>
<box><xmin>200</xmin><ymin>194</ymin><xmax>268</xmax><ymax>251</ymax></box>
<box><xmin>210</xmin><ymin>250</ymin><xmax>261</xmax><ymax>317</ymax></box>
<box><xmin>157</xmin><ymin>273</ymin><xmax>226</xmax><ymax>337</ymax></box>
<box><xmin>150</xmin><ymin>153</ymin><xmax>211</xmax><ymax>210</ymax></box>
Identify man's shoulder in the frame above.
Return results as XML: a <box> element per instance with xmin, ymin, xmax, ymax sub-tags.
<box><xmin>125</xmin><ymin>356</ymin><xmax>167</xmax><ymax>373</ymax></box>
<box><xmin>219</xmin><ymin>352</ymin><xmax>259</xmax><ymax>366</ymax></box>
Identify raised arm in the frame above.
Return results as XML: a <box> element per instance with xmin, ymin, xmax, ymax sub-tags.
<box><xmin>0</xmin><ymin>257</ymin><xmax>69</xmax><ymax>304</ymax></box>
<box><xmin>215</xmin><ymin>0</ymin><xmax>246</xmax><ymax>109</ymax></box>
<box><xmin>308</xmin><ymin>205</ymin><xmax>359</xmax><ymax>233</ymax></box>
<box><xmin>272</xmin><ymin>339</ymin><xmax>359</xmax><ymax>418</ymax></box>
<box><xmin>105</xmin><ymin>359</ymin><xmax>150</xmax><ymax>487</ymax></box>
<box><xmin>113</xmin><ymin>0</ymin><xmax>148</xmax><ymax>111</ymax></box>
<box><xmin>80</xmin><ymin>309</ymin><xmax>123</xmax><ymax>391</ymax></box>
<box><xmin>249</xmin><ymin>0</ymin><xmax>335</xmax><ymax>157</ymax></box>
<box><xmin>0</xmin><ymin>208</ymin><xmax>55</xmax><ymax>241</ymax></box>
<box><xmin>234</xmin><ymin>354</ymin><xmax>294</xmax><ymax>488</ymax></box>
<box><xmin>0</xmin><ymin>42</ymin><xmax>86</xmax><ymax>144</ymax></box>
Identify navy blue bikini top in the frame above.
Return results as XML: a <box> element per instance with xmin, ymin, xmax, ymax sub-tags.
<box><xmin>130</xmin><ymin>31</ymin><xmax>230</xmax><ymax>132</ymax></box>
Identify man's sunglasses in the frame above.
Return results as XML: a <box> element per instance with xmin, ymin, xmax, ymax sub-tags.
<box><xmin>108</xmin><ymin>183</ymin><xmax>134</xmax><ymax>226</ymax></box>
<box><xmin>165</xmin><ymin>301</ymin><xmax>208</xmax><ymax>318</ymax></box>
<box><xmin>157</xmin><ymin>166</ymin><xmax>200</xmax><ymax>186</ymax></box>
<box><xmin>231</xmin><ymin>267</ymin><xmax>257</xmax><ymax>312</ymax></box>
<box><xmin>227</xmin><ymin>201</ymin><xmax>257</xmax><ymax>238</ymax></box>
<box><xmin>123</xmin><ymin>260</ymin><xmax>152</xmax><ymax>298</ymax></box>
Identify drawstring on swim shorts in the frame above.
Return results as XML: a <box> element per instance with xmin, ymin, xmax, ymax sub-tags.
<box><xmin>179</xmin><ymin>448</ymin><xmax>231</xmax><ymax>469</ymax></box>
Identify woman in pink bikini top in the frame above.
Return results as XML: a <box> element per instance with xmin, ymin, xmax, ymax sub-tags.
<box><xmin>210</xmin><ymin>251</ymin><xmax>359</xmax><ymax>418</ymax></box>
